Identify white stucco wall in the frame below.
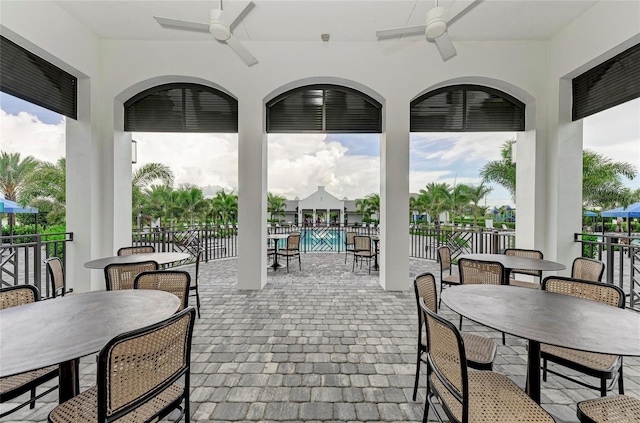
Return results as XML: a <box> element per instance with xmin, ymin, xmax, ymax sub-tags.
<box><xmin>1</xmin><ymin>0</ymin><xmax>638</xmax><ymax>290</ymax></box>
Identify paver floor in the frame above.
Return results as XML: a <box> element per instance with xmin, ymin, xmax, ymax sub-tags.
<box><xmin>2</xmin><ymin>253</ymin><xmax>639</xmax><ymax>422</ymax></box>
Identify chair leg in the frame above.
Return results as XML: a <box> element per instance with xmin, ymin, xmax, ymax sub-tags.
<box><xmin>542</xmin><ymin>358</ymin><xmax>547</xmax><ymax>382</ymax></box>
<box><xmin>600</xmin><ymin>378</ymin><xmax>607</xmax><ymax>397</ymax></box>
<box><xmin>502</xmin><ymin>332</ymin><xmax>506</xmax><ymax>345</ymax></box>
<box><xmin>619</xmin><ymin>363</ymin><xmax>624</xmax><ymax>394</ymax></box>
<box><xmin>195</xmin><ymin>287</ymin><xmax>201</xmax><ymax>319</ymax></box>
<box><xmin>459</xmin><ymin>315</ymin><xmax>462</xmax><ymax>330</ymax></box>
<box><xmin>286</xmin><ymin>255</ymin><xmax>290</xmax><ymax>273</ymax></box>
<box><xmin>412</xmin><ymin>352</ymin><xmax>422</xmax><ymax>401</ymax></box>
<box><xmin>298</xmin><ymin>254</ymin><xmax>301</xmax><ymax>271</ymax></box>
<box><xmin>29</xmin><ymin>387</ymin><xmax>36</xmax><ymax>409</ymax></box>
<box><xmin>438</xmin><ymin>283</ymin><xmax>443</xmax><ymax>309</ymax></box>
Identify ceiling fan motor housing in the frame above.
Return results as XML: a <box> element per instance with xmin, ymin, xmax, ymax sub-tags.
<box><xmin>425</xmin><ymin>6</ymin><xmax>448</xmax><ymax>39</ymax></box>
<box><xmin>209</xmin><ymin>8</ymin><xmax>231</xmax><ymax>40</ymax></box>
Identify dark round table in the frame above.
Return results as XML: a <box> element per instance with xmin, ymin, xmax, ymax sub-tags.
<box><xmin>0</xmin><ymin>290</ymin><xmax>180</xmax><ymax>402</ymax></box>
<box><xmin>267</xmin><ymin>234</ymin><xmax>290</xmax><ymax>270</ymax></box>
<box><xmin>442</xmin><ymin>284</ymin><xmax>640</xmax><ymax>404</ymax></box>
<box><xmin>84</xmin><ymin>252</ymin><xmax>190</xmax><ymax>269</ymax></box>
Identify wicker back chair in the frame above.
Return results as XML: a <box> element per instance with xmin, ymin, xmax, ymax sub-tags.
<box><xmin>411</xmin><ymin>273</ymin><xmax>496</xmax><ymax>402</ymax></box>
<box><xmin>104</xmin><ymin>261</ymin><xmax>159</xmax><ymax>291</ymax></box>
<box><xmin>117</xmin><ymin>245</ymin><xmax>155</xmax><ymax>256</ymax></box>
<box><xmin>134</xmin><ymin>270</ymin><xmax>190</xmax><ymax>311</ymax></box>
<box><xmin>504</xmin><ymin>248</ymin><xmax>543</xmax><ymax>288</ymax></box>
<box><xmin>458</xmin><ymin>259</ymin><xmax>506</xmax><ymax>343</ymax></box>
<box><xmin>540</xmin><ymin>276</ymin><xmax>625</xmax><ymax>397</ymax></box>
<box><xmin>344</xmin><ymin>231</ymin><xmax>357</xmax><ymax>264</ymax></box>
<box><xmin>577</xmin><ymin>395</ymin><xmax>640</xmax><ymax>423</ymax></box>
<box><xmin>352</xmin><ymin>235</ymin><xmax>376</xmax><ymax>274</ymax></box>
<box><xmin>437</xmin><ymin>246</ymin><xmax>460</xmax><ymax>307</ymax></box>
<box><xmin>0</xmin><ymin>286</ymin><xmax>59</xmax><ymax>418</ymax></box>
<box><xmin>276</xmin><ymin>234</ymin><xmax>301</xmax><ymax>273</ymax></box>
<box><xmin>458</xmin><ymin>259</ymin><xmax>505</xmax><ymax>285</ymax></box>
<box><xmin>419</xmin><ymin>298</ymin><xmax>554</xmax><ymax>423</ymax></box>
<box><xmin>571</xmin><ymin>257</ymin><xmax>605</xmax><ymax>282</ymax></box>
<box><xmin>48</xmin><ymin>307</ymin><xmax>196</xmax><ymax>423</ymax></box>
<box><xmin>45</xmin><ymin>257</ymin><xmax>66</xmax><ymax>298</ymax></box>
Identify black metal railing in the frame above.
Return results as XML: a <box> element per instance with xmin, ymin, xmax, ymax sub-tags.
<box><xmin>575</xmin><ymin>232</ymin><xmax>640</xmax><ymax>311</ymax></box>
<box><xmin>409</xmin><ymin>225</ymin><xmax>515</xmax><ymax>260</ymax></box>
<box><xmin>1</xmin><ymin>232</ymin><xmax>74</xmax><ymax>299</ymax></box>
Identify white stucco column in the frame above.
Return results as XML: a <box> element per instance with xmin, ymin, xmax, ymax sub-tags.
<box><xmin>545</xmin><ymin>78</ymin><xmax>582</xmax><ymax>271</ymax></box>
<box><xmin>237</xmin><ymin>95</ymin><xmax>267</xmax><ymax>289</ymax></box>
<box><xmin>515</xmin><ymin>101</ymin><xmax>547</xmax><ymax>250</ymax></box>
<box><xmin>380</xmin><ymin>97</ymin><xmax>410</xmax><ymax>291</ymax></box>
<box><xmin>65</xmin><ymin>77</ymin><xmax>100</xmax><ymax>292</ymax></box>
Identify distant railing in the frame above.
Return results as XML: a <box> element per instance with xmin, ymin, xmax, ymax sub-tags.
<box><xmin>409</xmin><ymin>225</ymin><xmax>515</xmax><ymax>260</ymax></box>
<box><xmin>1</xmin><ymin>232</ymin><xmax>74</xmax><ymax>299</ymax></box>
<box><xmin>575</xmin><ymin>232</ymin><xmax>640</xmax><ymax>311</ymax></box>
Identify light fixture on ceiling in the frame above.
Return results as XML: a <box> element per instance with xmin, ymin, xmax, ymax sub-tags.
<box><xmin>132</xmin><ymin>140</ymin><xmax>137</xmax><ymax>164</ymax></box>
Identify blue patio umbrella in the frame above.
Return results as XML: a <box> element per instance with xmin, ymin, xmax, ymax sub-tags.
<box><xmin>600</xmin><ymin>202</ymin><xmax>640</xmax><ymax>218</ymax></box>
<box><xmin>583</xmin><ymin>211</ymin><xmax>598</xmax><ymax>217</ymax></box>
<box><xmin>0</xmin><ymin>198</ymin><xmax>39</xmax><ymax>238</ymax></box>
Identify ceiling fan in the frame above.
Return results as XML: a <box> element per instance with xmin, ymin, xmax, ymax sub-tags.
<box><xmin>154</xmin><ymin>0</ymin><xmax>258</xmax><ymax>67</ymax></box>
<box><xmin>376</xmin><ymin>0</ymin><xmax>482</xmax><ymax>61</ymax></box>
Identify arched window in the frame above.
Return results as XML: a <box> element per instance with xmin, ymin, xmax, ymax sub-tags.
<box><xmin>124</xmin><ymin>83</ymin><xmax>238</xmax><ymax>132</ymax></box>
<box><xmin>266</xmin><ymin>84</ymin><xmax>382</xmax><ymax>133</ymax></box>
<box><xmin>411</xmin><ymin>84</ymin><xmax>525</xmax><ymax>132</ymax></box>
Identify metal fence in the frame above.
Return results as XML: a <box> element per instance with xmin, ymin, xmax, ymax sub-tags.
<box><xmin>575</xmin><ymin>232</ymin><xmax>640</xmax><ymax>311</ymax></box>
<box><xmin>0</xmin><ymin>232</ymin><xmax>74</xmax><ymax>299</ymax></box>
<box><xmin>409</xmin><ymin>226</ymin><xmax>515</xmax><ymax>260</ymax></box>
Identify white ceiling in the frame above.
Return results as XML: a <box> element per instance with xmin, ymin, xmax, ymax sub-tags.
<box><xmin>54</xmin><ymin>0</ymin><xmax>599</xmax><ymax>43</ymax></box>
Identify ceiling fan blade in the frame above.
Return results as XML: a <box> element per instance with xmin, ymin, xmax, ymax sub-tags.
<box><xmin>447</xmin><ymin>0</ymin><xmax>482</xmax><ymax>27</ymax></box>
<box><xmin>376</xmin><ymin>25</ymin><xmax>427</xmax><ymax>40</ymax></box>
<box><xmin>434</xmin><ymin>32</ymin><xmax>457</xmax><ymax>61</ymax></box>
<box><xmin>228</xmin><ymin>2</ymin><xmax>255</xmax><ymax>31</ymax></box>
<box><xmin>154</xmin><ymin>16</ymin><xmax>210</xmax><ymax>33</ymax></box>
<box><xmin>225</xmin><ymin>34</ymin><xmax>258</xmax><ymax>67</ymax></box>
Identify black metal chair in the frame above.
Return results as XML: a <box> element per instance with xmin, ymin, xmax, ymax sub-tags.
<box><xmin>117</xmin><ymin>245</ymin><xmax>155</xmax><ymax>256</ymax></box>
<box><xmin>0</xmin><ymin>285</ymin><xmax>59</xmax><ymax>418</ymax></box>
<box><xmin>504</xmin><ymin>248</ymin><xmax>543</xmax><ymax>288</ymax></box>
<box><xmin>412</xmin><ymin>272</ymin><xmax>496</xmax><ymax>402</ymax></box>
<box><xmin>344</xmin><ymin>231</ymin><xmax>356</xmax><ymax>264</ymax></box>
<box><xmin>541</xmin><ymin>276</ymin><xmax>625</xmax><ymax>397</ymax></box>
<box><xmin>352</xmin><ymin>235</ymin><xmax>376</xmax><ymax>274</ymax></box>
<box><xmin>190</xmin><ymin>249</ymin><xmax>202</xmax><ymax>318</ymax></box>
<box><xmin>134</xmin><ymin>270</ymin><xmax>190</xmax><ymax>312</ymax></box>
<box><xmin>45</xmin><ymin>257</ymin><xmax>66</xmax><ymax>298</ymax></box>
<box><xmin>104</xmin><ymin>261</ymin><xmax>159</xmax><ymax>290</ymax></box>
<box><xmin>48</xmin><ymin>307</ymin><xmax>196</xmax><ymax>423</ymax></box>
<box><xmin>571</xmin><ymin>257</ymin><xmax>605</xmax><ymax>282</ymax></box>
<box><xmin>276</xmin><ymin>234</ymin><xmax>301</xmax><ymax>273</ymax></box>
<box><xmin>437</xmin><ymin>246</ymin><xmax>460</xmax><ymax>307</ymax></box>
<box><xmin>419</xmin><ymin>298</ymin><xmax>555</xmax><ymax>423</ymax></box>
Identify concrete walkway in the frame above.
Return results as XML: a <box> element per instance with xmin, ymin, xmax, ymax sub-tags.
<box><xmin>2</xmin><ymin>253</ymin><xmax>639</xmax><ymax>422</ymax></box>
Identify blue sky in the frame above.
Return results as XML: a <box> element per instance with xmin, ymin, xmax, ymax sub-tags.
<box><xmin>2</xmin><ymin>91</ymin><xmax>638</xmax><ymax>209</ymax></box>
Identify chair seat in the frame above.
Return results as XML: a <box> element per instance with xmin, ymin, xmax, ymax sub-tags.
<box><xmin>431</xmin><ymin>371</ymin><xmax>555</xmax><ymax>423</ymax></box>
<box><xmin>355</xmin><ymin>250</ymin><xmax>376</xmax><ymax>258</ymax></box>
<box><xmin>442</xmin><ymin>274</ymin><xmax>460</xmax><ymax>285</ymax></box>
<box><xmin>541</xmin><ymin>344</ymin><xmax>620</xmax><ymax>373</ymax></box>
<box><xmin>48</xmin><ymin>382</ymin><xmax>184</xmax><ymax>422</ymax></box>
<box><xmin>461</xmin><ymin>332</ymin><xmax>497</xmax><ymax>369</ymax></box>
<box><xmin>577</xmin><ymin>395</ymin><xmax>640</xmax><ymax>423</ymax></box>
<box><xmin>277</xmin><ymin>249</ymin><xmax>299</xmax><ymax>256</ymax></box>
<box><xmin>509</xmin><ymin>279</ymin><xmax>540</xmax><ymax>289</ymax></box>
<box><xmin>0</xmin><ymin>365</ymin><xmax>58</xmax><ymax>396</ymax></box>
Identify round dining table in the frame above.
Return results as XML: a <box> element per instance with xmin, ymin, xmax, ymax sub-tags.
<box><xmin>84</xmin><ymin>252</ymin><xmax>190</xmax><ymax>269</ymax></box>
<box><xmin>0</xmin><ymin>290</ymin><xmax>180</xmax><ymax>402</ymax></box>
<box><xmin>459</xmin><ymin>253</ymin><xmax>565</xmax><ymax>282</ymax></box>
<box><xmin>267</xmin><ymin>233</ymin><xmax>290</xmax><ymax>270</ymax></box>
<box><xmin>442</xmin><ymin>284</ymin><xmax>640</xmax><ymax>404</ymax></box>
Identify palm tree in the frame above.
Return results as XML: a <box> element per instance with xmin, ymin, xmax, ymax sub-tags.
<box><xmin>364</xmin><ymin>193</ymin><xmax>380</xmax><ymax>221</ymax></box>
<box><xmin>0</xmin><ymin>152</ymin><xmax>39</xmax><ymax>225</ymax></box>
<box><xmin>210</xmin><ymin>189</ymin><xmax>238</xmax><ymax>225</ymax></box>
<box><xmin>450</xmin><ymin>183</ymin><xmax>470</xmax><ymax>225</ymax></box>
<box><xmin>142</xmin><ymin>184</ymin><xmax>176</xmax><ymax>228</ymax></box>
<box><xmin>461</xmin><ymin>183</ymin><xmax>493</xmax><ymax>227</ymax></box>
<box><xmin>267</xmin><ymin>192</ymin><xmax>286</xmax><ymax>221</ymax></box>
<box><xmin>177</xmin><ymin>185</ymin><xmax>208</xmax><ymax>226</ymax></box>
<box><xmin>132</xmin><ymin>163</ymin><xmax>174</xmax><ymax>219</ymax></box>
<box><xmin>355</xmin><ymin>197</ymin><xmax>372</xmax><ymax>221</ymax></box>
<box><xmin>420</xmin><ymin>182</ymin><xmax>452</xmax><ymax>227</ymax></box>
<box><xmin>480</xmin><ymin>140</ymin><xmax>516</xmax><ymax>201</ymax></box>
<box><xmin>582</xmin><ymin>150</ymin><xmax>637</xmax><ymax>210</ymax></box>
<box><xmin>20</xmin><ymin>157</ymin><xmax>67</xmax><ymax>225</ymax></box>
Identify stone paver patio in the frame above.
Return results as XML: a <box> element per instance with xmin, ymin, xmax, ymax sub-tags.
<box><xmin>2</xmin><ymin>253</ymin><xmax>639</xmax><ymax>422</ymax></box>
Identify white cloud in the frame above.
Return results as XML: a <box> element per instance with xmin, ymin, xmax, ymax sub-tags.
<box><xmin>411</xmin><ymin>132</ymin><xmax>514</xmax><ymax>165</ymax></box>
<box><xmin>0</xmin><ymin>110</ymin><xmax>65</xmax><ymax>161</ymax></box>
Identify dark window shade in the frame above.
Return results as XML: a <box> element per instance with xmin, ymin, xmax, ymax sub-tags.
<box><xmin>573</xmin><ymin>43</ymin><xmax>640</xmax><ymax>121</ymax></box>
<box><xmin>124</xmin><ymin>83</ymin><xmax>238</xmax><ymax>132</ymax></box>
<box><xmin>411</xmin><ymin>85</ymin><xmax>524</xmax><ymax>132</ymax></box>
<box><xmin>267</xmin><ymin>85</ymin><xmax>381</xmax><ymax>133</ymax></box>
<box><xmin>0</xmin><ymin>36</ymin><xmax>77</xmax><ymax>119</ymax></box>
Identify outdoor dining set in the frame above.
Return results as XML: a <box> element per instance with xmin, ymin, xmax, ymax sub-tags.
<box><xmin>413</xmin><ymin>245</ymin><xmax>640</xmax><ymax>423</ymax></box>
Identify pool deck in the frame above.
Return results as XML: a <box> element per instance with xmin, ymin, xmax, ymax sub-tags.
<box><xmin>2</xmin><ymin>253</ymin><xmax>639</xmax><ymax>422</ymax></box>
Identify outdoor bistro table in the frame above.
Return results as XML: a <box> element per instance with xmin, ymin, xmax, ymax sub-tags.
<box><xmin>442</xmin><ymin>284</ymin><xmax>640</xmax><ymax>404</ymax></box>
<box><xmin>267</xmin><ymin>233</ymin><xmax>290</xmax><ymax>270</ymax></box>
<box><xmin>459</xmin><ymin>253</ymin><xmax>565</xmax><ymax>281</ymax></box>
<box><xmin>0</xmin><ymin>290</ymin><xmax>180</xmax><ymax>403</ymax></box>
<box><xmin>84</xmin><ymin>252</ymin><xmax>190</xmax><ymax>269</ymax></box>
